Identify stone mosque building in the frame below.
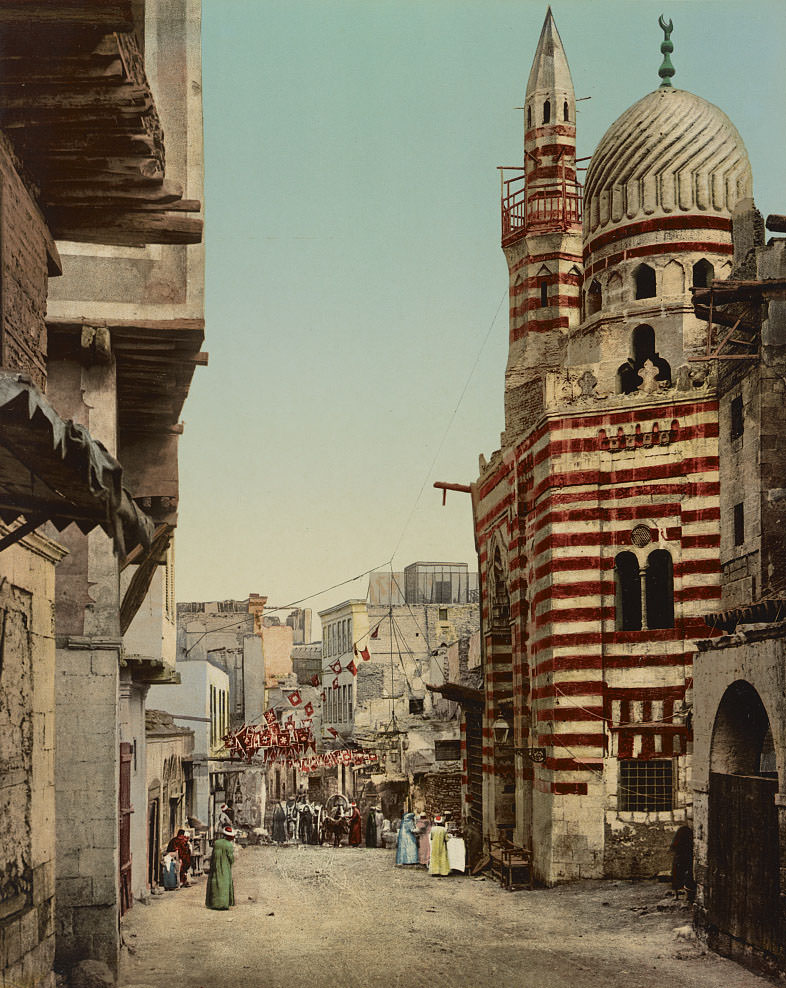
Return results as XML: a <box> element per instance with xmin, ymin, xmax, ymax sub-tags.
<box><xmin>471</xmin><ymin>10</ymin><xmax>752</xmax><ymax>883</ymax></box>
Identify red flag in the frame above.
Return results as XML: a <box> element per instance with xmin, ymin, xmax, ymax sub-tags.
<box><xmin>330</xmin><ymin>659</ymin><xmax>342</xmax><ymax>675</ymax></box>
<box><xmin>320</xmin><ymin>690</ymin><xmax>327</xmax><ymax>702</ymax></box>
<box><xmin>360</xmin><ymin>647</ymin><xmax>370</xmax><ymax>662</ymax></box>
<box><xmin>347</xmin><ymin>659</ymin><xmax>357</xmax><ymax>676</ymax></box>
<box><xmin>310</xmin><ymin>674</ymin><xmax>320</xmax><ymax>687</ymax></box>
<box><xmin>370</xmin><ymin>623</ymin><xmax>380</xmax><ymax>639</ymax></box>
<box><xmin>304</xmin><ymin>702</ymin><xmax>314</xmax><ymax>717</ymax></box>
<box><xmin>287</xmin><ymin>690</ymin><xmax>302</xmax><ymax>707</ymax></box>
<box><xmin>263</xmin><ymin>709</ymin><xmax>276</xmax><ymax>725</ymax></box>
<box><xmin>331</xmin><ymin>677</ymin><xmax>339</xmax><ymax>689</ymax></box>
<box><xmin>327</xmin><ymin>727</ymin><xmax>339</xmax><ymax>738</ymax></box>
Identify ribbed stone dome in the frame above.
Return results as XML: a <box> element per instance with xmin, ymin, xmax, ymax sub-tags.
<box><xmin>584</xmin><ymin>88</ymin><xmax>752</xmax><ymax>236</ymax></box>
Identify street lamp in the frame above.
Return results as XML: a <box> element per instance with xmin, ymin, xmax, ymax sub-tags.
<box><xmin>492</xmin><ymin>715</ymin><xmax>510</xmax><ymax>746</ymax></box>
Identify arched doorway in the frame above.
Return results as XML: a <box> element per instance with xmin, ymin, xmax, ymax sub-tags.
<box><xmin>708</xmin><ymin>681</ymin><xmax>779</xmax><ymax>956</ymax></box>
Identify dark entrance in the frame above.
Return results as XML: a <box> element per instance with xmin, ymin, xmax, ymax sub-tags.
<box><xmin>707</xmin><ymin>681</ymin><xmax>781</xmax><ymax>962</ymax></box>
<box><xmin>147</xmin><ymin>796</ymin><xmax>160</xmax><ymax>889</ymax></box>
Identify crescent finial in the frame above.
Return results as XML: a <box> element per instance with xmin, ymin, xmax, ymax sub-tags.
<box><xmin>658</xmin><ymin>14</ymin><xmax>673</xmax><ymax>38</ymax></box>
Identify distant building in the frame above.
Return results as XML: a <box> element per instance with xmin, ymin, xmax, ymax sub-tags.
<box><xmin>144</xmin><ymin>710</ymin><xmax>194</xmax><ymax>890</ymax></box>
<box><xmin>147</xmin><ymin>656</ymin><xmax>229</xmax><ymax>835</ymax></box>
<box><xmin>316</xmin><ymin>563</ymin><xmax>480</xmax><ymax>821</ymax></box>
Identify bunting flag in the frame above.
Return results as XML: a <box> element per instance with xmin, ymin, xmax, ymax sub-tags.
<box><xmin>263</xmin><ymin>709</ymin><xmax>277</xmax><ymax>726</ymax></box>
<box><xmin>286</xmin><ymin>690</ymin><xmax>303</xmax><ymax>707</ymax></box>
<box><xmin>310</xmin><ymin>674</ymin><xmax>320</xmax><ymax>687</ymax></box>
<box><xmin>330</xmin><ymin>659</ymin><xmax>342</xmax><ymax>675</ymax></box>
<box><xmin>360</xmin><ymin>647</ymin><xmax>371</xmax><ymax>661</ymax></box>
<box><xmin>326</xmin><ymin>726</ymin><xmax>339</xmax><ymax>738</ymax></box>
<box><xmin>320</xmin><ymin>690</ymin><xmax>327</xmax><ymax>702</ymax></box>
<box><xmin>347</xmin><ymin>659</ymin><xmax>357</xmax><ymax>676</ymax></box>
<box><xmin>303</xmin><ymin>701</ymin><xmax>314</xmax><ymax>717</ymax></box>
<box><xmin>370</xmin><ymin>623</ymin><xmax>380</xmax><ymax>639</ymax></box>
<box><xmin>331</xmin><ymin>676</ymin><xmax>339</xmax><ymax>689</ymax></box>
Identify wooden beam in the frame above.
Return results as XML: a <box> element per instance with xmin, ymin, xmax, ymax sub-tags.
<box><xmin>0</xmin><ymin>5</ymin><xmax>133</xmax><ymax>29</ymax></box>
<box><xmin>49</xmin><ymin>211</ymin><xmax>203</xmax><ymax>246</ymax></box>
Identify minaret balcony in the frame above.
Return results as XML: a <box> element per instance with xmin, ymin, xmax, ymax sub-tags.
<box><xmin>500</xmin><ymin>168</ymin><xmax>582</xmax><ymax>246</ymax></box>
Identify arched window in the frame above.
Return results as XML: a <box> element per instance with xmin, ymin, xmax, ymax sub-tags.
<box><xmin>634</xmin><ymin>263</ymin><xmax>656</xmax><ymax>299</ymax></box>
<box><xmin>563</xmin><ymin>100</ymin><xmax>569</xmax><ymax>121</ymax></box>
<box><xmin>491</xmin><ymin>546</ymin><xmax>510</xmax><ymax>629</ymax></box>
<box><xmin>527</xmin><ymin>105</ymin><xmax>532</xmax><ymax>129</ymax></box>
<box><xmin>587</xmin><ymin>279</ymin><xmax>602</xmax><ymax>316</ymax></box>
<box><xmin>692</xmin><ymin>258</ymin><xmax>714</xmax><ymax>288</ymax></box>
<box><xmin>543</xmin><ymin>99</ymin><xmax>551</xmax><ymax>124</ymax></box>
<box><xmin>540</xmin><ymin>280</ymin><xmax>548</xmax><ymax>307</ymax></box>
<box><xmin>615</xmin><ymin>552</ymin><xmax>641</xmax><ymax>631</ymax></box>
<box><xmin>646</xmin><ymin>549</ymin><xmax>674</xmax><ymax>629</ymax></box>
<box><xmin>617</xmin><ymin>324</ymin><xmax>671</xmax><ymax>393</ymax></box>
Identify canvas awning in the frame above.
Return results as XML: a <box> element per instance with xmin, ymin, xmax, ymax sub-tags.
<box><xmin>0</xmin><ymin>372</ymin><xmax>153</xmax><ymax>555</ymax></box>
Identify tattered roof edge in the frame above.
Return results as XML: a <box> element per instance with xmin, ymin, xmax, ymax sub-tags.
<box><xmin>0</xmin><ymin>372</ymin><xmax>154</xmax><ymax>556</ymax></box>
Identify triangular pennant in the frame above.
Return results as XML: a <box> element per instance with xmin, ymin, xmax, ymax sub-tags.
<box><xmin>347</xmin><ymin>659</ymin><xmax>357</xmax><ymax>676</ymax></box>
<box><xmin>370</xmin><ymin>623</ymin><xmax>380</xmax><ymax>639</ymax></box>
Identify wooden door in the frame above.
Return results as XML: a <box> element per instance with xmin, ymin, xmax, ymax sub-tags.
<box><xmin>119</xmin><ymin>742</ymin><xmax>133</xmax><ymax>915</ymax></box>
<box><xmin>708</xmin><ymin>772</ymin><xmax>779</xmax><ymax>955</ymax></box>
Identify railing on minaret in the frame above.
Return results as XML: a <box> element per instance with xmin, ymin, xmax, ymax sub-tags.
<box><xmin>499</xmin><ymin>165</ymin><xmax>583</xmax><ymax>246</ymax></box>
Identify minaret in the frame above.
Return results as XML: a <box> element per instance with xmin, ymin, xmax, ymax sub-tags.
<box><xmin>503</xmin><ymin>8</ymin><xmax>583</xmax><ymax>436</ymax></box>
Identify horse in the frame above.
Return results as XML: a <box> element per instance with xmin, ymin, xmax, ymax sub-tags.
<box><xmin>322</xmin><ymin>813</ymin><xmax>348</xmax><ymax>848</ymax></box>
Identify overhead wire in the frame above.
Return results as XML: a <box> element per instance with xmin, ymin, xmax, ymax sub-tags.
<box><xmin>390</xmin><ymin>288</ymin><xmax>507</xmax><ymax>561</ymax></box>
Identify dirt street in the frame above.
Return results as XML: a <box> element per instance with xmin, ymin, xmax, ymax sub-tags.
<box><xmin>118</xmin><ymin>845</ymin><xmax>771</xmax><ymax>988</ymax></box>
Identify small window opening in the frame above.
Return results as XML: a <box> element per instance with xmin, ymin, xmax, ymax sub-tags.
<box><xmin>587</xmin><ymin>279</ymin><xmax>602</xmax><ymax>316</ymax></box>
<box><xmin>543</xmin><ymin>99</ymin><xmax>551</xmax><ymax>124</ymax></box>
<box><xmin>615</xmin><ymin>551</ymin><xmax>641</xmax><ymax>631</ymax></box>
<box><xmin>619</xmin><ymin>759</ymin><xmax>673</xmax><ymax>812</ymax></box>
<box><xmin>730</xmin><ymin>395</ymin><xmax>743</xmax><ymax>441</ymax></box>
<box><xmin>634</xmin><ymin>263</ymin><xmax>656</xmax><ymax>300</ymax></box>
<box><xmin>617</xmin><ymin>324</ymin><xmax>671</xmax><ymax>394</ymax></box>
<box><xmin>409</xmin><ymin>697</ymin><xmax>424</xmax><ymax>715</ymax></box>
<box><xmin>540</xmin><ymin>280</ymin><xmax>548</xmax><ymax>307</ymax></box>
<box><xmin>563</xmin><ymin>100</ymin><xmax>569</xmax><ymax>121</ymax></box>
<box><xmin>435</xmin><ymin>739</ymin><xmax>461</xmax><ymax>761</ymax></box>
<box><xmin>491</xmin><ymin>547</ymin><xmax>510</xmax><ymax>629</ymax></box>
<box><xmin>438</xmin><ymin>608</ymin><xmax>448</xmax><ymax>621</ymax></box>
<box><xmin>692</xmin><ymin>258</ymin><xmax>714</xmax><ymax>289</ymax></box>
<box><xmin>733</xmin><ymin>502</ymin><xmax>744</xmax><ymax>546</ymax></box>
<box><xmin>646</xmin><ymin>549</ymin><xmax>674</xmax><ymax>629</ymax></box>
<box><xmin>526</xmin><ymin>105</ymin><xmax>532</xmax><ymax>128</ymax></box>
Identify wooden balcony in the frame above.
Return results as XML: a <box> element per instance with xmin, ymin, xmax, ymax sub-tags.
<box><xmin>500</xmin><ymin>168</ymin><xmax>582</xmax><ymax>246</ymax></box>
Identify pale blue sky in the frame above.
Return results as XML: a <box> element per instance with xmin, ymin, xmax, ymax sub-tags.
<box><xmin>176</xmin><ymin>0</ymin><xmax>786</xmax><ymax>630</ymax></box>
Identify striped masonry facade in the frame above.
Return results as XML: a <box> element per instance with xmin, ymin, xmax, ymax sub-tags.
<box><xmin>475</xmin><ymin>394</ymin><xmax>720</xmax><ymax>801</ymax></box>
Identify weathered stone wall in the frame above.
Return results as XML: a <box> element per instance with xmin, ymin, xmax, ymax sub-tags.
<box><xmin>419</xmin><ymin>773</ymin><xmax>462</xmax><ymax>821</ymax></box>
<box><xmin>0</xmin><ymin>531</ymin><xmax>64</xmax><ymax>988</ymax></box>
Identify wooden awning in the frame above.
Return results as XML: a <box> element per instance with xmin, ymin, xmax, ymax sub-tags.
<box><xmin>426</xmin><ymin>682</ymin><xmax>484</xmax><ymax>708</ymax></box>
<box><xmin>0</xmin><ymin>371</ymin><xmax>154</xmax><ymax>555</ymax></box>
<box><xmin>0</xmin><ymin>2</ymin><xmax>202</xmax><ymax>246</ymax></box>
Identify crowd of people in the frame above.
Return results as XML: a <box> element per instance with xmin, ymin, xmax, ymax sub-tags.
<box><xmin>395</xmin><ymin>811</ymin><xmax>466</xmax><ymax>876</ymax></box>
<box><xmin>158</xmin><ymin>796</ymin><xmax>469</xmax><ymax>915</ymax></box>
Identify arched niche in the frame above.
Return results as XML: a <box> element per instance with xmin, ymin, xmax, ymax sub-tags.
<box><xmin>710</xmin><ymin>680</ymin><xmax>775</xmax><ymax>777</ymax></box>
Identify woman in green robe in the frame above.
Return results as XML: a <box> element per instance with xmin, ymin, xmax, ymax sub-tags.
<box><xmin>205</xmin><ymin>826</ymin><xmax>235</xmax><ymax>910</ymax></box>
